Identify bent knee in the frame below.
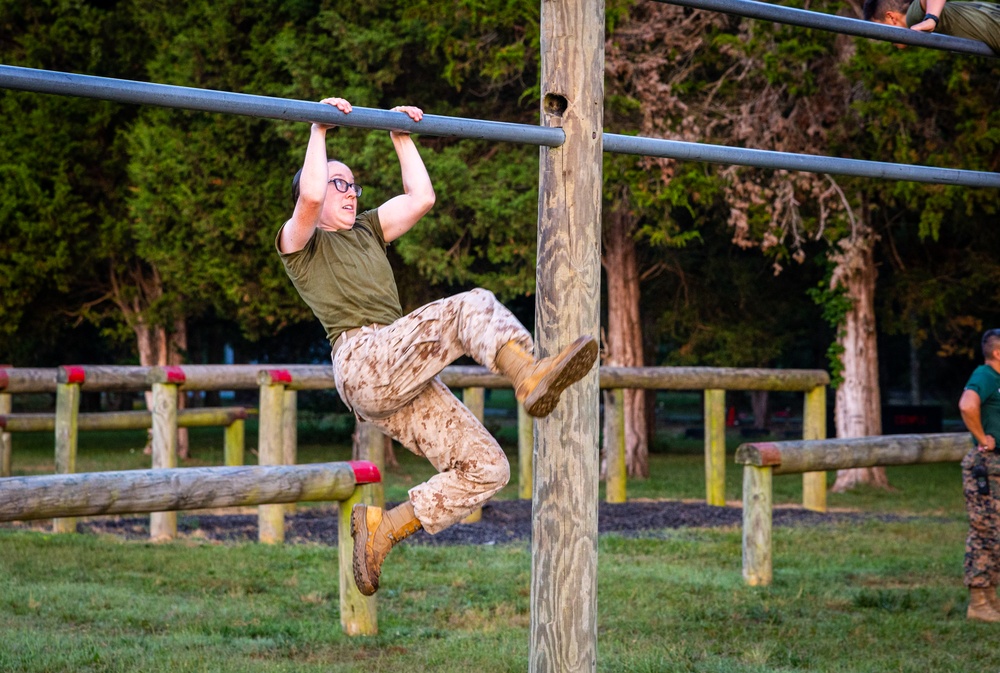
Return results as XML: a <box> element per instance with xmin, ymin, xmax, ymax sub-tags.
<box><xmin>460</xmin><ymin>449</ymin><xmax>510</xmax><ymax>489</ymax></box>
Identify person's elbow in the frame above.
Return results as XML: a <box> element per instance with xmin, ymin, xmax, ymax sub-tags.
<box><xmin>415</xmin><ymin>187</ymin><xmax>436</xmax><ymax>215</ymax></box>
<box><xmin>959</xmin><ymin>393</ymin><xmax>979</xmax><ymax>419</ymax></box>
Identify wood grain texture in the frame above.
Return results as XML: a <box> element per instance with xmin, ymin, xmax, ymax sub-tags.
<box><xmin>531</xmin><ymin>0</ymin><xmax>604</xmax><ymax>670</ymax></box>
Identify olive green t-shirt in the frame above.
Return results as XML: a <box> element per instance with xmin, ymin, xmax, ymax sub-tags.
<box><xmin>907</xmin><ymin>0</ymin><xmax>1000</xmax><ymax>53</ymax></box>
<box><xmin>964</xmin><ymin>364</ymin><xmax>1000</xmax><ymax>441</ymax></box>
<box><xmin>276</xmin><ymin>209</ymin><xmax>402</xmax><ymax>348</ymax></box>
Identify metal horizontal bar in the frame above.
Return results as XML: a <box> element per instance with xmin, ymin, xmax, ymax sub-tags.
<box><xmin>0</xmin><ymin>65</ymin><xmax>565</xmax><ymax>147</ymax></box>
<box><xmin>2</xmin><ymin>65</ymin><xmax>996</xmax><ymax>188</ymax></box>
<box><xmin>604</xmin><ymin>133</ymin><xmax>1000</xmax><ymax>188</ymax></box>
<box><xmin>654</xmin><ymin>0</ymin><xmax>996</xmax><ymax>57</ymax></box>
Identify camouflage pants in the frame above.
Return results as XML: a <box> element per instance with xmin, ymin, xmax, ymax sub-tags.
<box><xmin>333</xmin><ymin>288</ymin><xmax>531</xmax><ymax>534</ymax></box>
<box><xmin>962</xmin><ymin>448</ymin><xmax>1000</xmax><ymax>588</ymax></box>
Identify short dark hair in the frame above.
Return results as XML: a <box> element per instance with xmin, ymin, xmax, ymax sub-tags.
<box><xmin>862</xmin><ymin>0</ymin><xmax>909</xmax><ymax>21</ymax></box>
<box><xmin>982</xmin><ymin>329</ymin><xmax>1000</xmax><ymax>360</ymax></box>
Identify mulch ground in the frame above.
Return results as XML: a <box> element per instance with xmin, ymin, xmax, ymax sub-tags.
<box><xmin>25</xmin><ymin>499</ymin><xmax>921</xmax><ymax>546</ymax></box>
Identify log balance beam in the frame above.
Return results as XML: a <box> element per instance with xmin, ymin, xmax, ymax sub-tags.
<box><xmin>0</xmin><ymin>460</ymin><xmax>382</xmax><ymax>636</ymax></box>
<box><xmin>735</xmin><ymin>432</ymin><xmax>970</xmax><ymax>586</ymax></box>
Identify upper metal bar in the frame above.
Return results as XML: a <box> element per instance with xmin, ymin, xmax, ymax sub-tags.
<box><xmin>2</xmin><ymin>65</ymin><xmax>998</xmax><ymax>188</ymax></box>
<box><xmin>604</xmin><ymin>133</ymin><xmax>1000</xmax><ymax>188</ymax></box>
<box><xmin>0</xmin><ymin>65</ymin><xmax>566</xmax><ymax>147</ymax></box>
<box><xmin>654</xmin><ymin>0</ymin><xmax>996</xmax><ymax>57</ymax></box>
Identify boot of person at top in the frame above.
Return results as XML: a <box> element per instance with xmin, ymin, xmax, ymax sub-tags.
<box><xmin>967</xmin><ymin>587</ymin><xmax>1000</xmax><ymax>622</ymax></box>
<box><xmin>351</xmin><ymin>501</ymin><xmax>422</xmax><ymax>596</ymax></box>
<box><xmin>495</xmin><ymin>336</ymin><xmax>599</xmax><ymax>417</ymax></box>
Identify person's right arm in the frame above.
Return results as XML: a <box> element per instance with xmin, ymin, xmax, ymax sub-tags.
<box><xmin>278</xmin><ymin>97</ymin><xmax>352</xmax><ymax>254</ymax></box>
<box><xmin>910</xmin><ymin>0</ymin><xmax>944</xmax><ymax>32</ymax></box>
<box><xmin>960</xmin><ymin>389</ymin><xmax>996</xmax><ymax>450</ymax></box>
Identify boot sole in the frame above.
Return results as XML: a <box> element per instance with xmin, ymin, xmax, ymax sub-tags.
<box><xmin>350</xmin><ymin>504</ymin><xmax>378</xmax><ymax>596</ymax></box>
<box><xmin>523</xmin><ymin>337</ymin><xmax>598</xmax><ymax>417</ymax></box>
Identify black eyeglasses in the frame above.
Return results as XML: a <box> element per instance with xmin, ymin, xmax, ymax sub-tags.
<box><xmin>328</xmin><ymin>178</ymin><xmax>362</xmax><ymax>198</ymax></box>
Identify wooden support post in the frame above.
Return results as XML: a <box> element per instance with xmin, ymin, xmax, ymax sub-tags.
<box><xmin>150</xmin><ymin>381</ymin><xmax>179</xmax><ymax>541</ymax></box>
<box><xmin>461</xmin><ymin>387</ymin><xmax>485</xmax><ymax>523</ymax></box>
<box><xmin>258</xmin><ymin>370</ymin><xmax>290</xmax><ymax>544</ymax></box>
<box><xmin>354</xmin><ymin>421</ymin><xmax>386</xmax><ymax>509</ymax></box>
<box><xmin>53</xmin><ymin>369</ymin><xmax>83</xmax><ymax>533</ymax></box>
<box><xmin>518</xmin><ymin>404</ymin><xmax>533</xmax><ymax>500</ymax></box>
<box><xmin>704</xmin><ymin>389</ymin><xmax>726</xmax><ymax>506</ymax></box>
<box><xmin>742</xmin><ymin>464</ymin><xmax>773</xmax><ymax>586</ymax></box>
<box><xmin>605</xmin><ymin>389</ymin><xmax>626</xmax><ymax>503</ymax></box>
<box><xmin>801</xmin><ymin>385</ymin><xmax>827</xmax><ymax>512</ymax></box>
<box><xmin>532</xmin><ymin>0</ymin><xmax>603</xmax><ymax>668</ymax></box>
<box><xmin>339</xmin><ymin>485</ymin><xmax>378</xmax><ymax>635</ymax></box>
<box><xmin>0</xmin><ymin>390</ymin><xmax>11</xmax><ymax>478</ymax></box>
<box><xmin>282</xmin><ymin>389</ymin><xmax>298</xmax><ymax>514</ymax></box>
<box><xmin>224</xmin><ymin>417</ymin><xmax>245</xmax><ymax>466</ymax></box>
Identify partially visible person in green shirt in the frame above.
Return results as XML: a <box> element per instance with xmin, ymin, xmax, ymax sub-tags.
<box><xmin>863</xmin><ymin>0</ymin><xmax>1000</xmax><ymax>53</ymax></box>
<box><xmin>958</xmin><ymin>328</ymin><xmax>1000</xmax><ymax>622</ymax></box>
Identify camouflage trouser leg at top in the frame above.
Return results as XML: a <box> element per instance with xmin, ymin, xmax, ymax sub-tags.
<box><xmin>333</xmin><ymin>288</ymin><xmax>532</xmax><ymax>534</ymax></box>
<box><xmin>962</xmin><ymin>448</ymin><xmax>1000</xmax><ymax>588</ymax></box>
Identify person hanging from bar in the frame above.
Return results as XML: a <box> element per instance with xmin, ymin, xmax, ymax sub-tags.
<box><xmin>275</xmin><ymin>97</ymin><xmax>598</xmax><ymax>596</ymax></box>
<box><xmin>863</xmin><ymin>0</ymin><xmax>1000</xmax><ymax>53</ymax></box>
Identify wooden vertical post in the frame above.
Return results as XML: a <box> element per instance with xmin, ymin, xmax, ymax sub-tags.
<box><xmin>53</xmin><ymin>366</ymin><xmax>84</xmax><ymax>534</ymax></box>
<box><xmin>704</xmin><ymin>389</ymin><xmax>726</xmax><ymax>506</ymax></box>
<box><xmin>518</xmin><ymin>403</ymin><xmax>533</xmax><ymax>500</ymax></box>
<box><xmin>282</xmin><ymin>389</ymin><xmax>298</xmax><ymax>514</ymax></box>
<box><xmin>150</xmin><ymin>379</ymin><xmax>180</xmax><ymax>541</ymax></box>
<box><xmin>224</xmin><ymin>417</ymin><xmax>245</xmax><ymax>466</ymax></box>
<box><xmin>0</xmin><ymin>390</ymin><xmax>11</xmax><ymax>478</ymax></box>
<box><xmin>354</xmin><ymin>421</ymin><xmax>386</xmax><ymax>509</ymax></box>
<box><xmin>339</xmin><ymin>486</ymin><xmax>378</xmax><ymax>635</ymax></box>
<box><xmin>532</xmin><ymin>0</ymin><xmax>603</xmax><ymax>669</ymax></box>
<box><xmin>605</xmin><ymin>389</ymin><xmax>627</xmax><ymax>503</ymax></box>
<box><xmin>802</xmin><ymin>385</ymin><xmax>827</xmax><ymax>512</ymax></box>
<box><xmin>461</xmin><ymin>387</ymin><xmax>486</xmax><ymax>523</ymax></box>
<box><xmin>258</xmin><ymin>370</ymin><xmax>290</xmax><ymax>544</ymax></box>
<box><xmin>742</xmin><ymin>464</ymin><xmax>773</xmax><ymax>586</ymax></box>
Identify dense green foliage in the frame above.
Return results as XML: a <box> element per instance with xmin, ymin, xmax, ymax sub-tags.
<box><xmin>0</xmin><ymin>0</ymin><xmax>997</xmax><ymax>401</ymax></box>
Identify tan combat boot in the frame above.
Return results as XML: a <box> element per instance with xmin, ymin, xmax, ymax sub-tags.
<box><xmin>351</xmin><ymin>501</ymin><xmax>422</xmax><ymax>596</ymax></box>
<box><xmin>987</xmin><ymin>585</ymin><xmax>1000</xmax><ymax>614</ymax></box>
<box><xmin>967</xmin><ymin>587</ymin><xmax>1000</xmax><ymax>622</ymax></box>
<box><xmin>495</xmin><ymin>336</ymin><xmax>599</xmax><ymax>417</ymax></box>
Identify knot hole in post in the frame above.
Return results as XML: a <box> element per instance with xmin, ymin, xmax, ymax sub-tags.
<box><xmin>544</xmin><ymin>93</ymin><xmax>568</xmax><ymax>117</ymax></box>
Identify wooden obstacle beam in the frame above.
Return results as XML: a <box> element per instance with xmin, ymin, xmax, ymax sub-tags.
<box><xmin>0</xmin><ymin>460</ymin><xmax>381</xmax><ymax>636</ymax></box>
<box><xmin>0</xmin><ymin>407</ymin><xmax>250</xmax><ymax>432</ymax></box>
<box><xmin>735</xmin><ymin>432</ymin><xmax>970</xmax><ymax>586</ymax></box>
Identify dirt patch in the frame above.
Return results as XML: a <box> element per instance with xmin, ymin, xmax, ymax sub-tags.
<box><xmin>20</xmin><ymin>499</ymin><xmax>922</xmax><ymax>546</ymax></box>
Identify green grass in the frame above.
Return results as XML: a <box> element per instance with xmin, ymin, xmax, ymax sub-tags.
<box><xmin>0</xmin><ymin>416</ymin><xmax>986</xmax><ymax>672</ymax></box>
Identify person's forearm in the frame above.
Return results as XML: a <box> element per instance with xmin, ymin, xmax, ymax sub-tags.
<box><xmin>392</xmin><ymin>133</ymin><xmax>434</xmax><ymax>200</ymax></box>
<box><xmin>923</xmin><ymin>0</ymin><xmax>944</xmax><ymax>17</ymax></box>
<box><xmin>299</xmin><ymin>125</ymin><xmax>330</xmax><ymax>203</ymax></box>
<box><xmin>961</xmin><ymin>409</ymin><xmax>990</xmax><ymax>446</ymax></box>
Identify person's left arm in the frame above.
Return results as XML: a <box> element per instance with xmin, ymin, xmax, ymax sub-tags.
<box><xmin>378</xmin><ymin>106</ymin><xmax>436</xmax><ymax>243</ymax></box>
<box><xmin>911</xmin><ymin>0</ymin><xmax>944</xmax><ymax>31</ymax></box>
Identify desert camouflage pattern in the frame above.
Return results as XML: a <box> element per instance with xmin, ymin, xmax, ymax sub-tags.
<box><xmin>963</xmin><ymin>447</ymin><xmax>1000</xmax><ymax>588</ymax></box>
<box><xmin>333</xmin><ymin>288</ymin><xmax>531</xmax><ymax>534</ymax></box>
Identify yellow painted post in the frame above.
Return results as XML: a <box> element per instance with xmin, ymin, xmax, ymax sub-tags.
<box><xmin>150</xmin><ymin>381</ymin><xmax>179</xmax><ymax>541</ymax></box>
<box><xmin>224</xmin><ymin>417</ymin><xmax>245</xmax><ymax>466</ymax></box>
<box><xmin>339</xmin><ymin>486</ymin><xmax>378</xmax><ymax>635</ymax></box>
<box><xmin>518</xmin><ymin>404</ymin><xmax>533</xmax><ymax>500</ymax></box>
<box><xmin>704</xmin><ymin>389</ymin><xmax>726</xmax><ymax>506</ymax></box>
<box><xmin>0</xmin><ymin>390</ymin><xmax>11</xmax><ymax>478</ymax></box>
<box><xmin>53</xmin><ymin>370</ymin><xmax>83</xmax><ymax>534</ymax></box>
<box><xmin>461</xmin><ymin>387</ymin><xmax>485</xmax><ymax>524</ymax></box>
<box><xmin>282</xmin><ymin>389</ymin><xmax>298</xmax><ymax>514</ymax></box>
<box><xmin>742</xmin><ymin>464</ymin><xmax>773</xmax><ymax>586</ymax></box>
<box><xmin>606</xmin><ymin>389</ymin><xmax>626</xmax><ymax>503</ymax></box>
<box><xmin>802</xmin><ymin>385</ymin><xmax>827</xmax><ymax>512</ymax></box>
<box><xmin>257</xmin><ymin>370</ymin><xmax>289</xmax><ymax>544</ymax></box>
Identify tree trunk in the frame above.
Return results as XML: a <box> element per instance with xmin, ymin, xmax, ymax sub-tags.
<box><xmin>830</xmin><ymin>232</ymin><xmax>889</xmax><ymax>492</ymax></box>
<box><xmin>749</xmin><ymin>390</ymin><xmax>769</xmax><ymax>429</ymax></box>
<box><xmin>602</xmin><ymin>200</ymin><xmax>649</xmax><ymax>478</ymax></box>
